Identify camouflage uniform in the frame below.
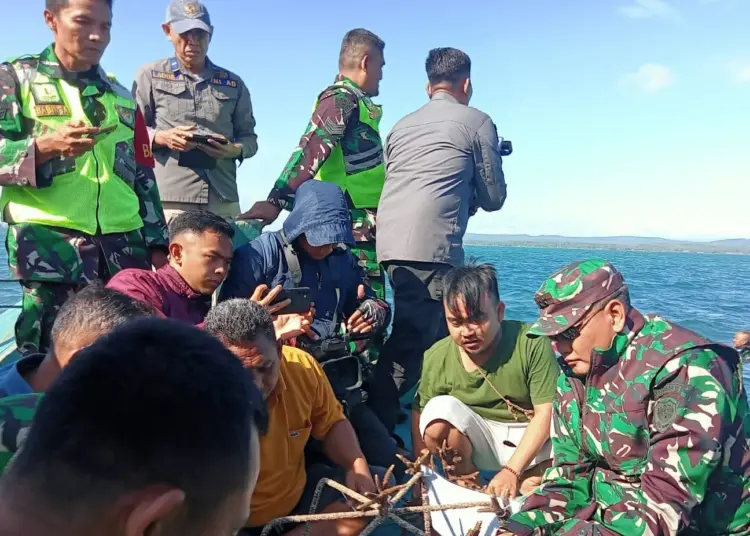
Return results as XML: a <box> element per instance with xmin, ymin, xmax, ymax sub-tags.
<box><xmin>0</xmin><ymin>393</ymin><xmax>41</xmax><ymax>473</ymax></box>
<box><xmin>0</xmin><ymin>46</ymin><xmax>169</xmax><ymax>354</ymax></box>
<box><xmin>502</xmin><ymin>258</ymin><xmax>750</xmax><ymax>536</ymax></box>
<box><xmin>265</xmin><ymin>77</ymin><xmax>385</xmax><ymax>300</ymax></box>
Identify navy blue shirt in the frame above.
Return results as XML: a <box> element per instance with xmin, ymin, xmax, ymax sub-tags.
<box><xmin>0</xmin><ymin>354</ymin><xmax>43</xmax><ymax>398</ymax></box>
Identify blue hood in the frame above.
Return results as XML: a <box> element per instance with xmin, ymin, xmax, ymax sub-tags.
<box><xmin>281</xmin><ymin>181</ymin><xmax>355</xmax><ymax>247</ymax></box>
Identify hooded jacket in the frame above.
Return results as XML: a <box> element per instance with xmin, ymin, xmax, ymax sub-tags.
<box><xmin>219</xmin><ymin>181</ymin><xmax>387</xmax><ymax>338</ymax></box>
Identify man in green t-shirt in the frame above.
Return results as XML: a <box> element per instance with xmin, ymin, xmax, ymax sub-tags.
<box><xmin>411</xmin><ymin>262</ymin><xmax>559</xmax><ymax>499</ymax></box>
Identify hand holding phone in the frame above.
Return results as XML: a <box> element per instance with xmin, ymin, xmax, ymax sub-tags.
<box><xmin>92</xmin><ymin>123</ymin><xmax>118</xmax><ymax>141</ymax></box>
<box><xmin>191</xmin><ymin>133</ymin><xmax>229</xmax><ymax>145</ymax></box>
<box><xmin>271</xmin><ymin>287</ymin><xmax>313</xmax><ymax>315</ymax></box>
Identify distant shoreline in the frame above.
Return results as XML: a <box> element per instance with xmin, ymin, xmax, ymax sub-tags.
<box><xmin>465</xmin><ymin>239</ymin><xmax>750</xmax><ymax>255</ymax></box>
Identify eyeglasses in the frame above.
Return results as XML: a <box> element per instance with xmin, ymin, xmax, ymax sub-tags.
<box><xmin>551</xmin><ymin>291</ymin><xmax>620</xmax><ymax>342</ymax></box>
<box><xmin>554</xmin><ymin>324</ymin><xmax>582</xmax><ymax>341</ymax></box>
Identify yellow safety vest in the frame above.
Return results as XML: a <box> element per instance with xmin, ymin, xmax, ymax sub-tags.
<box><xmin>313</xmin><ymin>81</ymin><xmax>385</xmax><ymax>209</ymax></box>
<box><xmin>0</xmin><ymin>61</ymin><xmax>143</xmax><ymax>236</ymax></box>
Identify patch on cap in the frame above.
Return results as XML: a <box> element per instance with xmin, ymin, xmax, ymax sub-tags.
<box><xmin>183</xmin><ymin>2</ymin><xmax>200</xmax><ymax>17</ymax></box>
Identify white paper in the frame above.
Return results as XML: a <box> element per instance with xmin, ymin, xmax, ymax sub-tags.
<box><xmin>421</xmin><ymin>465</ymin><xmax>525</xmax><ymax>536</ymax></box>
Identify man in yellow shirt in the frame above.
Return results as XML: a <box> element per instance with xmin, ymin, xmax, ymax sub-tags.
<box><xmin>205</xmin><ymin>299</ymin><xmax>389</xmax><ymax>536</ymax></box>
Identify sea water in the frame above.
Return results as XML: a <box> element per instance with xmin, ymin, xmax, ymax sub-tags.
<box><xmin>0</xmin><ymin>241</ymin><xmax>747</xmax><ymax>383</ymax></box>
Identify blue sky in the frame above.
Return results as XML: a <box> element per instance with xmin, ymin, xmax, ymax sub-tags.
<box><xmin>2</xmin><ymin>0</ymin><xmax>749</xmax><ymax>240</ymax></box>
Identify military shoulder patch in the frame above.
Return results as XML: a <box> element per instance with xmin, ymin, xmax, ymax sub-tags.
<box><xmin>363</xmin><ymin>100</ymin><xmax>382</xmax><ymax>121</ymax></box>
<box><xmin>653</xmin><ymin>396</ymin><xmax>679</xmax><ymax>433</ymax></box>
<box><xmin>334</xmin><ymin>92</ymin><xmax>357</xmax><ymax>116</ymax></box>
<box><xmin>151</xmin><ymin>70</ymin><xmax>183</xmax><ymax>81</ymax></box>
<box><xmin>34</xmin><ymin>104</ymin><xmax>70</xmax><ymax>117</ymax></box>
<box><xmin>115</xmin><ymin>105</ymin><xmax>136</xmax><ymax>128</ymax></box>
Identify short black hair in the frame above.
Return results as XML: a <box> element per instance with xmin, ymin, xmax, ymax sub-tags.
<box><xmin>339</xmin><ymin>28</ymin><xmax>385</xmax><ymax>70</ymax></box>
<box><xmin>4</xmin><ymin>318</ymin><xmax>267</xmax><ymax>528</ymax></box>
<box><xmin>50</xmin><ymin>283</ymin><xmax>155</xmax><ymax>350</ymax></box>
<box><xmin>425</xmin><ymin>47</ymin><xmax>471</xmax><ymax>86</ymax></box>
<box><xmin>205</xmin><ymin>299</ymin><xmax>276</xmax><ymax>347</ymax></box>
<box><xmin>46</xmin><ymin>0</ymin><xmax>113</xmax><ymax>12</ymax></box>
<box><xmin>168</xmin><ymin>210</ymin><xmax>235</xmax><ymax>243</ymax></box>
<box><xmin>443</xmin><ymin>260</ymin><xmax>500</xmax><ymax>323</ymax></box>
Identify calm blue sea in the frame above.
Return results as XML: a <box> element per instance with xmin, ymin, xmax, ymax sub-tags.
<box><xmin>0</xmin><ymin>240</ymin><xmax>747</xmax><ymax>384</ymax></box>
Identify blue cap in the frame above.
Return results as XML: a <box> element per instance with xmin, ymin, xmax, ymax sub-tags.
<box><xmin>165</xmin><ymin>0</ymin><xmax>213</xmax><ymax>35</ymax></box>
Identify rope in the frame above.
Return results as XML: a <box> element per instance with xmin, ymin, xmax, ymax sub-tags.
<box><xmin>259</xmin><ymin>449</ymin><xmax>509</xmax><ymax>536</ymax></box>
<box><xmin>474</xmin><ymin>365</ymin><xmax>535</xmax><ymax>421</ymax></box>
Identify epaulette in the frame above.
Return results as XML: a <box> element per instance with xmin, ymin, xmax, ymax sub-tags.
<box><xmin>4</xmin><ymin>53</ymin><xmax>39</xmax><ymax>65</ymax></box>
<box><xmin>318</xmin><ymin>83</ymin><xmax>360</xmax><ymax>105</ymax></box>
<box><xmin>2</xmin><ymin>55</ymin><xmax>41</xmax><ymax>85</ymax></box>
<box><xmin>149</xmin><ymin>57</ymin><xmax>183</xmax><ymax>81</ymax></box>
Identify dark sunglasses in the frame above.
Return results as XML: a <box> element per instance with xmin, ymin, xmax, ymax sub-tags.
<box><xmin>550</xmin><ymin>291</ymin><xmax>622</xmax><ymax>342</ymax></box>
<box><xmin>553</xmin><ymin>325</ymin><xmax>582</xmax><ymax>341</ymax></box>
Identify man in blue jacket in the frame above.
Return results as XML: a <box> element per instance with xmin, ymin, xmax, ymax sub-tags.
<box><xmin>219</xmin><ymin>180</ymin><xmax>390</xmax><ymax>339</ymax></box>
<box><xmin>219</xmin><ymin>180</ymin><xmax>398</xmax><ymax>469</ymax></box>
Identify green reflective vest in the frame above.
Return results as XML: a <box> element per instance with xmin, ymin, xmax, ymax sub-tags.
<box><xmin>0</xmin><ymin>61</ymin><xmax>143</xmax><ymax>236</ymax></box>
<box><xmin>313</xmin><ymin>81</ymin><xmax>385</xmax><ymax>209</ymax></box>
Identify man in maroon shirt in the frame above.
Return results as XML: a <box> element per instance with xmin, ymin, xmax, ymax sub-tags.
<box><xmin>106</xmin><ymin>211</ymin><xmax>234</xmax><ymax>325</ymax></box>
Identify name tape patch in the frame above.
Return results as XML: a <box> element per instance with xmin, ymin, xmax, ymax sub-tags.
<box><xmin>35</xmin><ymin>104</ymin><xmax>70</xmax><ymax>117</ymax></box>
<box><xmin>151</xmin><ymin>70</ymin><xmax>183</xmax><ymax>81</ymax></box>
<box><xmin>210</xmin><ymin>77</ymin><xmax>237</xmax><ymax>88</ymax></box>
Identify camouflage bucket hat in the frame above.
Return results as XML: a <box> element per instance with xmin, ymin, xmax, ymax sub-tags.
<box><xmin>528</xmin><ymin>258</ymin><xmax>626</xmax><ymax>338</ymax></box>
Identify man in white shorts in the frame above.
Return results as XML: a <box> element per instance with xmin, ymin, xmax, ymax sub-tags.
<box><xmin>411</xmin><ymin>262</ymin><xmax>559</xmax><ymax>499</ymax></box>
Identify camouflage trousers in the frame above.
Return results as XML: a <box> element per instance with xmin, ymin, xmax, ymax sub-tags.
<box><xmin>5</xmin><ymin>223</ymin><xmax>150</xmax><ymax>355</ymax></box>
<box><xmin>17</xmin><ymin>282</ymin><xmax>82</xmax><ymax>356</ymax></box>
<box><xmin>350</xmin><ymin>240</ymin><xmax>386</xmax><ymax>367</ymax></box>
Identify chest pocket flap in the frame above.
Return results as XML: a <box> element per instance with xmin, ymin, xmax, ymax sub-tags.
<box><xmin>209</xmin><ymin>84</ymin><xmax>239</xmax><ymax>101</ymax></box>
<box><xmin>153</xmin><ymin>80</ymin><xmax>188</xmax><ymax>96</ymax></box>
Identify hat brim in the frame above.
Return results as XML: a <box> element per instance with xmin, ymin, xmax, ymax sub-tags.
<box><xmin>304</xmin><ymin>223</ymin><xmax>355</xmax><ymax>247</ymax></box>
<box><xmin>526</xmin><ymin>314</ymin><xmax>577</xmax><ymax>338</ymax></box>
<box><xmin>170</xmin><ymin>19</ymin><xmax>213</xmax><ymax>35</ymax></box>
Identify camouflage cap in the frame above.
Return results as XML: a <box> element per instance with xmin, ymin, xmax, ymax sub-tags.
<box><xmin>528</xmin><ymin>258</ymin><xmax>626</xmax><ymax>337</ymax></box>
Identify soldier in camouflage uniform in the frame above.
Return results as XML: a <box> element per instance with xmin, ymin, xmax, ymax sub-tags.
<box><xmin>0</xmin><ymin>0</ymin><xmax>169</xmax><ymax>354</ymax></box>
<box><xmin>238</xmin><ymin>28</ymin><xmax>387</xmax><ymax>300</ymax></box>
<box><xmin>0</xmin><ymin>284</ymin><xmax>154</xmax><ymax>474</ymax></box>
<box><xmin>499</xmin><ymin>258</ymin><xmax>750</xmax><ymax>536</ymax></box>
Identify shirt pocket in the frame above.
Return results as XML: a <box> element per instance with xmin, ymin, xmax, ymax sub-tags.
<box><xmin>204</xmin><ymin>85</ymin><xmax>238</xmax><ymax>126</ymax></box>
<box><xmin>287</xmin><ymin>419</ymin><xmax>312</xmax><ymax>463</ymax></box>
<box><xmin>602</xmin><ymin>400</ymin><xmax>649</xmax><ymax>475</ymax></box>
<box><xmin>153</xmin><ymin>80</ymin><xmax>190</xmax><ymax>118</ymax></box>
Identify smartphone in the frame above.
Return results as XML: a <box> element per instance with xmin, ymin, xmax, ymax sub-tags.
<box><xmin>272</xmin><ymin>287</ymin><xmax>312</xmax><ymax>315</ymax></box>
<box><xmin>91</xmin><ymin>124</ymin><xmax>117</xmax><ymax>140</ymax></box>
<box><xmin>191</xmin><ymin>134</ymin><xmax>229</xmax><ymax>145</ymax></box>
